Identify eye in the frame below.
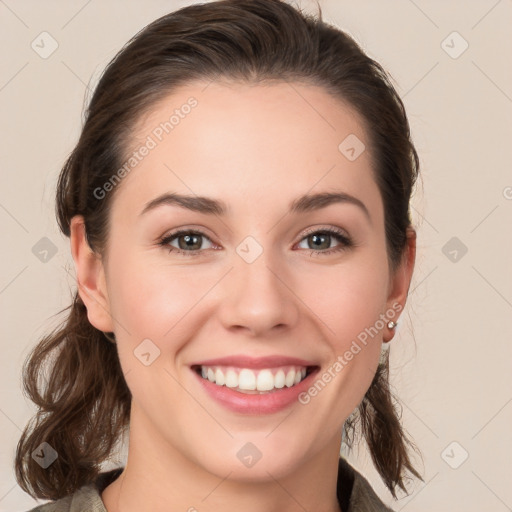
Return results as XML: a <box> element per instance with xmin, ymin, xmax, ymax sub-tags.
<box><xmin>296</xmin><ymin>227</ymin><xmax>353</xmax><ymax>256</ymax></box>
<box><xmin>158</xmin><ymin>229</ymin><xmax>216</xmax><ymax>256</ymax></box>
<box><xmin>158</xmin><ymin>226</ymin><xmax>353</xmax><ymax>257</ymax></box>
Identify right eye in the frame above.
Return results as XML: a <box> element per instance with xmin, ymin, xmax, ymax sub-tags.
<box><xmin>158</xmin><ymin>229</ymin><xmax>217</xmax><ymax>256</ymax></box>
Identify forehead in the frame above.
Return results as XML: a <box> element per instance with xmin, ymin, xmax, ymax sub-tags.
<box><xmin>111</xmin><ymin>80</ymin><xmax>381</xmax><ymax>223</ymax></box>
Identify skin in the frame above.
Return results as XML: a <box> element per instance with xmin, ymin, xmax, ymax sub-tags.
<box><xmin>70</xmin><ymin>80</ymin><xmax>416</xmax><ymax>512</ymax></box>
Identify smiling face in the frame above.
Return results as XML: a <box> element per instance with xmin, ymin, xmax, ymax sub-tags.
<box><xmin>71</xmin><ymin>80</ymin><xmax>413</xmax><ymax>483</ymax></box>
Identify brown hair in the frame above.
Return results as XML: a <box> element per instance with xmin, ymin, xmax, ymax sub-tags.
<box><xmin>15</xmin><ymin>0</ymin><xmax>422</xmax><ymax>501</ymax></box>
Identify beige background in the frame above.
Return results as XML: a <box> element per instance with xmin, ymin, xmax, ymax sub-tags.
<box><xmin>1</xmin><ymin>1</ymin><xmax>511</xmax><ymax>510</ymax></box>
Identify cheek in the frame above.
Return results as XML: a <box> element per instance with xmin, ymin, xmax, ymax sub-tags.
<box><xmin>296</xmin><ymin>261</ymin><xmax>389</xmax><ymax>347</ymax></box>
<box><xmin>105</xmin><ymin>255</ymin><xmax>204</xmax><ymax>398</ymax></box>
<box><xmin>106</xmin><ymin>250</ymin><xmax>222</xmax><ymax>354</ymax></box>
<box><xmin>110</xmin><ymin>263</ymin><xmax>187</xmax><ymax>335</ymax></box>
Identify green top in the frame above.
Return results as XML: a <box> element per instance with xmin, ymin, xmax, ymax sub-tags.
<box><xmin>26</xmin><ymin>457</ymin><xmax>394</xmax><ymax>512</ymax></box>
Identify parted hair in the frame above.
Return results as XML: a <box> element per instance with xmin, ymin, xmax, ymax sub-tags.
<box><xmin>15</xmin><ymin>0</ymin><xmax>422</xmax><ymax>501</ymax></box>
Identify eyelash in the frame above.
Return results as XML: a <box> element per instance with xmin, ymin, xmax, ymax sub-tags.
<box><xmin>157</xmin><ymin>227</ymin><xmax>353</xmax><ymax>258</ymax></box>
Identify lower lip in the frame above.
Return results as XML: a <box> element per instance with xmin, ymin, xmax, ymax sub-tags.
<box><xmin>192</xmin><ymin>367</ymin><xmax>319</xmax><ymax>415</ymax></box>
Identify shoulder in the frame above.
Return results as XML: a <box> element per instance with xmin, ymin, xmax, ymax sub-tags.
<box><xmin>25</xmin><ymin>496</ymin><xmax>72</xmax><ymax>512</ymax></box>
<box><xmin>338</xmin><ymin>457</ymin><xmax>395</xmax><ymax>512</ymax></box>
<box><xmin>24</xmin><ymin>485</ymin><xmax>104</xmax><ymax>512</ymax></box>
<box><xmin>24</xmin><ymin>468</ymin><xmax>122</xmax><ymax>512</ymax></box>
<box><xmin>24</xmin><ymin>463</ymin><xmax>392</xmax><ymax>512</ymax></box>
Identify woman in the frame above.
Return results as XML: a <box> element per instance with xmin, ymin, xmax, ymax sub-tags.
<box><xmin>16</xmin><ymin>0</ymin><xmax>423</xmax><ymax>510</ymax></box>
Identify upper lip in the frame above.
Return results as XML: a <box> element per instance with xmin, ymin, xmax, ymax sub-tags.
<box><xmin>191</xmin><ymin>355</ymin><xmax>319</xmax><ymax>369</ymax></box>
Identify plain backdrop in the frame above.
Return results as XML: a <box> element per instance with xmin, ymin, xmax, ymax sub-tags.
<box><xmin>1</xmin><ymin>1</ymin><xmax>511</xmax><ymax>511</ymax></box>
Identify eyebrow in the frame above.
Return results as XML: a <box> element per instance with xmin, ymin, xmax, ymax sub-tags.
<box><xmin>140</xmin><ymin>191</ymin><xmax>371</xmax><ymax>223</ymax></box>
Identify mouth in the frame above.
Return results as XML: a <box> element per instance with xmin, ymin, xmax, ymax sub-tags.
<box><xmin>191</xmin><ymin>364</ymin><xmax>319</xmax><ymax>394</ymax></box>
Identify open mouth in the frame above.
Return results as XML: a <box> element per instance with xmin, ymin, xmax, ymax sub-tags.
<box><xmin>191</xmin><ymin>364</ymin><xmax>319</xmax><ymax>394</ymax></box>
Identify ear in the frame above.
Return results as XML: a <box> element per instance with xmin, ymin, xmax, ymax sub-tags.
<box><xmin>383</xmin><ymin>226</ymin><xmax>416</xmax><ymax>343</ymax></box>
<box><xmin>69</xmin><ymin>215</ymin><xmax>114</xmax><ymax>333</ymax></box>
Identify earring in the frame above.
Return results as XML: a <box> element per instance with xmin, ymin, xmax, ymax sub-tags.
<box><xmin>103</xmin><ymin>331</ymin><xmax>116</xmax><ymax>343</ymax></box>
<box><xmin>387</xmin><ymin>321</ymin><xmax>397</xmax><ymax>329</ymax></box>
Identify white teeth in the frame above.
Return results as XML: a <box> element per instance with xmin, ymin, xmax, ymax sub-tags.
<box><xmin>225</xmin><ymin>369</ymin><xmax>238</xmax><ymax>388</ymax></box>
<box><xmin>215</xmin><ymin>368</ymin><xmax>225</xmax><ymax>386</ymax></box>
<box><xmin>274</xmin><ymin>370</ymin><xmax>285</xmax><ymax>389</ymax></box>
<box><xmin>238</xmin><ymin>369</ymin><xmax>256</xmax><ymax>390</ymax></box>
<box><xmin>197</xmin><ymin>365</ymin><xmax>309</xmax><ymax>392</ymax></box>
<box><xmin>256</xmin><ymin>369</ymin><xmax>274</xmax><ymax>391</ymax></box>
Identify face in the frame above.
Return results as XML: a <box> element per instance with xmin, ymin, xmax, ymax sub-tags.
<box><xmin>73</xmin><ymin>80</ymin><xmax>413</xmax><ymax>481</ymax></box>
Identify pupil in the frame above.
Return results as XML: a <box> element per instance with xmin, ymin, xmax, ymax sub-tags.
<box><xmin>310</xmin><ymin>233</ymin><xmax>329</xmax><ymax>250</ymax></box>
<box><xmin>180</xmin><ymin>234</ymin><xmax>200</xmax><ymax>250</ymax></box>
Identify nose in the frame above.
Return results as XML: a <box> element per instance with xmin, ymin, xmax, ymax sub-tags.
<box><xmin>217</xmin><ymin>250</ymin><xmax>300</xmax><ymax>337</ymax></box>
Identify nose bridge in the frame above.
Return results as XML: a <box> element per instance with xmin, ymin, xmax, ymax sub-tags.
<box><xmin>218</xmin><ymin>239</ymin><xmax>299</xmax><ymax>335</ymax></box>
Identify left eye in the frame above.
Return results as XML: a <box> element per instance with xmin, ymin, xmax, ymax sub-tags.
<box><xmin>296</xmin><ymin>229</ymin><xmax>351</xmax><ymax>252</ymax></box>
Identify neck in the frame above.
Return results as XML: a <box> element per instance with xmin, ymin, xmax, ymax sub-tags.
<box><xmin>101</xmin><ymin>408</ymin><xmax>344</xmax><ymax>512</ymax></box>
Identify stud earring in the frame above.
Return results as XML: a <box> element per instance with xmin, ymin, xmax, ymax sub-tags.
<box><xmin>387</xmin><ymin>321</ymin><xmax>397</xmax><ymax>329</ymax></box>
